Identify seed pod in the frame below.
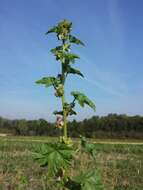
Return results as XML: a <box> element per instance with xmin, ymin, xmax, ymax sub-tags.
<box><xmin>56</xmin><ymin>84</ymin><xmax>64</xmax><ymax>97</ymax></box>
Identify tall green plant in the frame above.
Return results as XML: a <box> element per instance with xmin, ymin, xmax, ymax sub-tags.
<box><xmin>34</xmin><ymin>20</ymin><xmax>104</xmax><ymax>190</ymax></box>
<box><xmin>36</xmin><ymin>20</ymin><xmax>95</xmax><ymax>143</ymax></box>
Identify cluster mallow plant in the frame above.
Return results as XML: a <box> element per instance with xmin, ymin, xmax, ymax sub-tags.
<box><xmin>34</xmin><ymin>20</ymin><xmax>104</xmax><ymax>190</ymax></box>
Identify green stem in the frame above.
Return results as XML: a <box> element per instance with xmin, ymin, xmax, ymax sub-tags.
<box><xmin>61</xmin><ymin>40</ymin><xmax>68</xmax><ymax>140</ymax></box>
<box><xmin>61</xmin><ymin>92</ymin><xmax>67</xmax><ymax>139</ymax></box>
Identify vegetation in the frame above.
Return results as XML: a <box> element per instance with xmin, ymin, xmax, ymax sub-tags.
<box><xmin>31</xmin><ymin>19</ymin><xmax>103</xmax><ymax>190</ymax></box>
<box><xmin>36</xmin><ymin>19</ymin><xmax>95</xmax><ymax>143</ymax></box>
<box><xmin>1</xmin><ymin>19</ymin><xmax>142</xmax><ymax>190</ymax></box>
<box><xmin>0</xmin><ymin>114</ymin><xmax>143</xmax><ymax>139</ymax></box>
<box><xmin>0</xmin><ymin>137</ymin><xmax>142</xmax><ymax>190</ymax></box>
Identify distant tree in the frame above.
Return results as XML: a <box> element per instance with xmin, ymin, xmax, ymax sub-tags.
<box><xmin>0</xmin><ymin>114</ymin><xmax>142</xmax><ymax>138</ymax></box>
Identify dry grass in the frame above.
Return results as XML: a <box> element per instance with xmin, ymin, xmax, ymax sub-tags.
<box><xmin>0</xmin><ymin>137</ymin><xmax>142</xmax><ymax>190</ymax></box>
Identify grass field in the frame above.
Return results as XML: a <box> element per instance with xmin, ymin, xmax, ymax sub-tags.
<box><xmin>0</xmin><ymin>136</ymin><xmax>142</xmax><ymax>190</ymax></box>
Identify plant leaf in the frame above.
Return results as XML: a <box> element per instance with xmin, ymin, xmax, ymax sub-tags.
<box><xmin>45</xmin><ymin>26</ymin><xmax>58</xmax><ymax>34</ymax></box>
<box><xmin>36</xmin><ymin>77</ymin><xmax>60</xmax><ymax>88</ymax></box>
<box><xmin>69</xmin><ymin>35</ymin><xmax>85</xmax><ymax>46</ymax></box>
<box><xmin>65</xmin><ymin>65</ymin><xmax>84</xmax><ymax>77</ymax></box>
<box><xmin>51</xmin><ymin>47</ymin><xmax>79</xmax><ymax>63</ymax></box>
<box><xmin>71</xmin><ymin>91</ymin><xmax>96</xmax><ymax>111</ymax></box>
<box><xmin>54</xmin><ymin>108</ymin><xmax>77</xmax><ymax>116</ymax></box>
<box><xmin>46</xmin><ymin>20</ymin><xmax>72</xmax><ymax>40</ymax></box>
<box><xmin>66</xmin><ymin>53</ymin><xmax>80</xmax><ymax>62</ymax></box>
<box><xmin>64</xmin><ymin>103</ymin><xmax>77</xmax><ymax>116</ymax></box>
<box><xmin>33</xmin><ymin>142</ymin><xmax>74</xmax><ymax>177</ymax></box>
<box><xmin>74</xmin><ymin>170</ymin><xmax>104</xmax><ymax>190</ymax></box>
<box><xmin>69</xmin><ymin>109</ymin><xmax>77</xmax><ymax>115</ymax></box>
<box><xmin>53</xmin><ymin>110</ymin><xmax>63</xmax><ymax>116</ymax></box>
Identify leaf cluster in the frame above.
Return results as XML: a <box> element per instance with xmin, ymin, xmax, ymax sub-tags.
<box><xmin>46</xmin><ymin>20</ymin><xmax>72</xmax><ymax>41</ymax></box>
<box><xmin>33</xmin><ymin>142</ymin><xmax>74</xmax><ymax>177</ymax></box>
<box><xmin>54</xmin><ymin>102</ymin><xmax>76</xmax><ymax>117</ymax></box>
<box><xmin>45</xmin><ymin>19</ymin><xmax>85</xmax><ymax>81</ymax></box>
<box><xmin>46</xmin><ymin>20</ymin><xmax>85</xmax><ymax>46</ymax></box>
<box><xmin>33</xmin><ymin>138</ymin><xmax>104</xmax><ymax>190</ymax></box>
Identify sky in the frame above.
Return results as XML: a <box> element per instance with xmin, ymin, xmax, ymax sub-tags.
<box><xmin>0</xmin><ymin>0</ymin><xmax>143</xmax><ymax>121</ymax></box>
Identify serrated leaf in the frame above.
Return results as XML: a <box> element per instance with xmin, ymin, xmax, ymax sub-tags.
<box><xmin>33</xmin><ymin>142</ymin><xmax>74</xmax><ymax>177</ymax></box>
<box><xmin>69</xmin><ymin>35</ymin><xmax>85</xmax><ymax>46</ymax></box>
<box><xmin>71</xmin><ymin>91</ymin><xmax>96</xmax><ymax>111</ymax></box>
<box><xmin>74</xmin><ymin>170</ymin><xmax>104</xmax><ymax>190</ymax></box>
<box><xmin>36</xmin><ymin>77</ymin><xmax>60</xmax><ymax>88</ymax></box>
<box><xmin>36</xmin><ymin>77</ymin><xmax>55</xmax><ymax>87</ymax></box>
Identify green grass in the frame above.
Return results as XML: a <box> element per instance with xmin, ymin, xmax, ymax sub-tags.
<box><xmin>0</xmin><ymin>137</ymin><xmax>142</xmax><ymax>190</ymax></box>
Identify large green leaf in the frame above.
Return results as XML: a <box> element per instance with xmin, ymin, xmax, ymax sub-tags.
<box><xmin>74</xmin><ymin>170</ymin><xmax>104</xmax><ymax>190</ymax></box>
<box><xmin>33</xmin><ymin>142</ymin><xmax>74</xmax><ymax>177</ymax></box>
<box><xmin>64</xmin><ymin>65</ymin><xmax>84</xmax><ymax>77</ymax></box>
<box><xmin>69</xmin><ymin>35</ymin><xmax>85</xmax><ymax>46</ymax></box>
<box><xmin>36</xmin><ymin>77</ymin><xmax>60</xmax><ymax>88</ymax></box>
<box><xmin>71</xmin><ymin>91</ymin><xmax>96</xmax><ymax>111</ymax></box>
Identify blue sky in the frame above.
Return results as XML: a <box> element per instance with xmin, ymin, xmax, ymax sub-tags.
<box><xmin>0</xmin><ymin>0</ymin><xmax>143</xmax><ymax>121</ymax></box>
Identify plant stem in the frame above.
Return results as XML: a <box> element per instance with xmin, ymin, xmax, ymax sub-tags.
<box><xmin>61</xmin><ymin>91</ymin><xmax>67</xmax><ymax>139</ymax></box>
<box><xmin>61</xmin><ymin>64</ymin><xmax>68</xmax><ymax>139</ymax></box>
<box><xmin>61</xmin><ymin>40</ymin><xmax>68</xmax><ymax>140</ymax></box>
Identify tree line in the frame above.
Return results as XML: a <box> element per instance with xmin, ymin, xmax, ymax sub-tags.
<box><xmin>0</xmin><ymin>114</ymin><xmax>143</xmax><ymax>139</ymax></box>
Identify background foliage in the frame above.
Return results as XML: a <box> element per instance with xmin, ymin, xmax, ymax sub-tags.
<box><xmin>0</xmin><ymin>114</ymin><xmax>143</xmax><ymax>139</ymax></box>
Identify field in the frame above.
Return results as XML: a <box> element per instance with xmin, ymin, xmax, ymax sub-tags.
<box><xmin>0</xmin><ymin>137</ymin><xmax>142</xmax><ymax>190</ymax></box>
